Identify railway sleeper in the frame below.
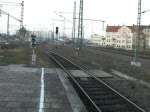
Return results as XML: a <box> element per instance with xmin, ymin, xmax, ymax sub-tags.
<box><xmin>83</xmin><ymin>87</ymin><xmax>106</xmax><ymax>91</ymax></box>
<box><xmin>98</xmin><ymin>104</ymin><xmax>131</xmax><ymax>112</ymax></box>
<box><xmin>87</xmin><ymin>91</ymin><xmax>112</xmax><ymax>95</ymax></box>
<box><xmin>76</xmin><ymin>78</ymin><xmax>94</xmax><ymax>81</ymax></box>
<box><xmin>94</xmin><ymin>99</ymin><xmax>123</xmax><ymax>106</ymax></box>
<box><xmin>82</xmin><ymin>85</ymin><xmax>104</xmax><ymax>89</ymax></box>
<box><xmin>80</xmin><ymin>84</ymin><xmax>103</xmax><ymax>88</ymax></box>
<box><xmin>77</xmin><ymin>82</ymin><xmax>98</xmax><ymax>85</ymax></box>
<box><xmin>115</xmin><ymin>111</ymin><xmax>132</xmax><ymax>112</ymax></box>
<box><xmin>90</xmin><ymin>95</ymin><xmax>117</xmax><ymax>100</ymax></box>
<box><xmin>86</xmin><ymin>91</ymin><xmax>112</xmax><ymax>95</ymax></box>
<box><xmin>77</xmin><ymin>81</ymin><xmax>96</xmax><ymax>85</ymax></box>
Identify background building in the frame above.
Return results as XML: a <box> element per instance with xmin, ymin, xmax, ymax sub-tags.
<box><xmin>90</xmin><ymin>34</ymin><xmax>105</xmax><ymax>46</ymax></box>
<box><xmin>105</xmin><ymin>25</ymin><xmax>150</xmax><ymax>50</ymax></box>
<box><xmin>141</xmin><ymin>26</ymin><xmax>150</xmax><ymax>50</ymax></box>
<box><xmin>106</xmin><ymin>25</ymin><xmax>133</xmax><ymax>50</ymax></box>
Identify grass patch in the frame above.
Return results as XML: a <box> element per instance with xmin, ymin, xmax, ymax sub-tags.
<box><xmin>45</xmin><ymin>44</ymin><xmax>113</xmax><ymax>70</ymax></box>
<box><xmin>0</xmin><ymin>48</ymin><xmax>31</xmax><ymax>66</ymax></box>
<box><xmin>36</xmin><ymin>49</ymin><xmax>49</xmax><ymax>67</ymax></box>
<box><xmin>0</xmin><ymin>47</ymin><xmax>49</xmax><ymax>67</ymax></box>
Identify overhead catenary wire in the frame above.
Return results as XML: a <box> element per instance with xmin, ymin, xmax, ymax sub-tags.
<box><xmin>142</xmin><ymin>9</ymin><xmax>150</xmax><ymax>13</ymax></box>
<box><xmin>0</xmin><ymin>1</ymin><xmax>21</xmax><ymax>5</ymax></box>
<box><xmin>74</xmin><ymin>18</ymin><xmax>105</xmax><ymax>31</ymax></box>
<box><xmin>54</xmin><ymin>11</ymin><xmax>74</xmax><ymax>24</ymax></box>
<box><xmin>56</xmin><ymin>11</ymin><xmax>79</xmax><ymax>15</ymax></box>
<box><xmin>54</xmin><ymin>11</ymin><xmax>79</xmax><ymax>29</ymax></box>
<box><xmin>0</xmin><ymin>9</ymin><xmax>21</xmax><ymax>22</ymax></box>
<box><xmin>0</xmin><ymin>4</ymin><xmax>20</xmax><ymax>6</ymax></box>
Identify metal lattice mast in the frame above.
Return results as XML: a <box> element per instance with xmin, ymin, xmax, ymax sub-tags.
<box><xmin>21</xmin><ymin>1</ymin><xmax>24</xmax><ymax>28</ymax></box>
<box><xmin>63</xmin><ymin>19</ymin><xmax>66</xmax><ymax>41</ymax></box>
<box><xmin>134</xmin><ymin>0</ymin><xmax>141</xmax><ymax>62</ymax></box>
<box><xmin>0</xmin><ymin>5</ymin><xmax>2</xmax><ymax>17</ymax></box>
<box><xmin>77</xmin><ymin>0</ymin><xmax>83</xmax><ymax>48</ymax></box>
<box><xmin>72</xmin><ymin>1</ymin><xmax>76</xmax><ymax>42</ymax></box>
<box><xmin>7</xmin><ymin>14</ymin><xmax>9</xmax><ymax>39</ymax></box>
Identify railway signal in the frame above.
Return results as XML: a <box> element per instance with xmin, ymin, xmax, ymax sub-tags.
<box><xmin>31</xmin><ymin>34</ymin><xmax>36</xmax><ymax>48</ymax></box>
<box><xmin>56</xmin><ymin>27</ymin><xmax>59</xmax><ymax>34</ymax></box>
<box><xmin>31</xmin><ymin>34</ymin><xmax>36</xmax><ymax>66</ymax></box>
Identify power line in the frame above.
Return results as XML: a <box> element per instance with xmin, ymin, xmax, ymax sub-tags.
<box><xmin>74</xmin><ymin>18</ymin><xmax>105</xmax><ymax>29</ymax></box>
<box><xmin>0</xmin><ymin>4</ymin><xmax>20</xmax><ymax>6</ymax></box>
<box><xmin>54</xmin><ymin>11</ymin><xmax>73</xmax><ymax>24</ymax></box>
<box><xmin>142</xmin><ymin>9</ymin><xmax>150</xmax><ymax>13</ymax></box>
<box><xmin>0</xmin><ymin>9</ymin><xmax>21</xmax><ymax>22</ymax></box>
<box><xmin>51</xmin><ymin>19</ymin><xmax>64</xmax><ymax>22</ymax></box>
<box><xmin>56</xmin><ymin>11</ymin><xmax>79</xmax><ymax>15</ymax></box>
<box><xmin>0</xmin><ymin>1</ymin><xmax>21</xmax><ymax>5</ymax></box>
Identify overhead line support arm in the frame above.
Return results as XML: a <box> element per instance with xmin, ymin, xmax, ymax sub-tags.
<box><xmin>0</xmin><ymin>9</ymin><xmax>21</xmax><ymax>22</ymax></box>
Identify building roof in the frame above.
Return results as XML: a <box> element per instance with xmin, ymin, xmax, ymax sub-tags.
<box><xmin>106</xmin><ymin>25</ymin><xmax>150</xmax><ymax>33</ymax></box>
<box><xmin>106</xmin><ymin>26</ymin><xmax>121</xmax><ymax>32</ymax></box>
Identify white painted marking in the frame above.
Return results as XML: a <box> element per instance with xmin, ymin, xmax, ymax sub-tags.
<box><xmin>39</xmin><ymin>68</ymin><xmax>44</xmax><ymax>112</ymax></box>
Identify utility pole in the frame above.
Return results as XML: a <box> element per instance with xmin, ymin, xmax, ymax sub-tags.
<box><xmin>131</xmin><ymin>0</ymin><xmax>141</xmax><ymax>67</ymax></box>
<box><xmin>0</xmin><ymin>1</ymin><xmax>24</xmax><ymax>41</ymax></box>
<box><xmin>63</xmin><ymin>19</ymin><xmax>66</xmax><ymax>42</ymax></box>
<box><xmin>77</xmin><ymin>0</ymin><xmax>83</xmax><ymax>49</ymax></box>
<box><xmin>0</xmin><ymin>4</ymin><xmax>2</xmax><ymax>17</ymax></box>
<box><xmin>83</xmin><ymin>26</ymin><xmax>84</xmax><ymax>41</ymax></box>
<box><xmin>91</xmin><ymin>22</ymin><xmax>94</xmax><ymax>36</ymax></box>
<box><xmin>72</xmin><ymin>1</ymin><xmax>76</xmax><ymax>43</ymax></box>
<box><xmin>0</xmin><ymin>9</ymin><xmax>21</xmax><ymax>41</ymax></box>
<box><xmin>52</xmin><ymin>23</ymin><xmax>54</xmax><ymax>42</ymax></box>
<box><xmin>20</xmin><ymin>1</ymin><xmax>24</xmax><ymax>28</ymax></box>
<box><xmin>7</xmin><ymin>13</ymin><xmax>9</xmax><ymax>40</ymax></box>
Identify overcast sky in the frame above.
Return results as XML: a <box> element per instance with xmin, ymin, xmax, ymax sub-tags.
<box><xmin>0</xmin><ymin>0</ymin><xmax>150</xmax><ymax>38</ymax></box>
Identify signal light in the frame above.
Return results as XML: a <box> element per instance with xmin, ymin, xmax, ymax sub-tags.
<box><xmin>56</xmin><ymin>27</ymin><xmax>59</xmax><ymax>34</ymax></box>
<box><xmin>31</xmin><ymin>35</ymin><xmax>36</xmax><ymax>48</ymax></box>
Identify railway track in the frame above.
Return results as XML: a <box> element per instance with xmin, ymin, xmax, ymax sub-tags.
<box><xmin>0</xmin><ymin>44</ymin><xmax>18</xmax><ymax>49</ymax></box>
<box><xmin>86</xmin><ymin>46</ymin><xmax>150</xmax><ymax>60</ymax></box>
<box><xmin>41</xmin><ymin>48</ymin><xmax>145</xmax><ymax>112</ymax></box>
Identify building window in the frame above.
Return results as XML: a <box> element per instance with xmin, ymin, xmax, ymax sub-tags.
<box><xmin>117</xmin><ymin>36</ymin><xmax>120</xmax><ymax>38</ymax></box>
<box><xmin>122</xmin><ymin>45</ymin><xmax>125</xmax><ymax>48</ymax></box>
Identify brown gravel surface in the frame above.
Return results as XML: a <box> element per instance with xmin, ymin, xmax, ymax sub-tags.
<box><xmin>45</xmin><ymin>44</ymin><xmax>150</xmax><ymax>111</ymax></box>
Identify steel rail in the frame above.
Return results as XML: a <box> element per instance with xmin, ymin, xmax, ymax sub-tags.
<box><xmin>41</xmin><ymin>48</ymin><xmax>146</xmax><ymax>112</ymax></box>
<box><xmin>40</xmin><ymin>49</ymin><xmax>102</xmax><ymax>112</ymax></box>
<box><xmin>53</xmin><ymin>51</ymin><xmax>145</xmax><ymax>111</ymax></box>
<box><xmin>87</xmin><ymin>46</ymin><xmax>150</xmax><ymax>60</ymax></box>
